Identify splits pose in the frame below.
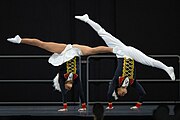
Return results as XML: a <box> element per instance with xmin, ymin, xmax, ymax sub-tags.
<box><xmin>7</xmin><ymin>35</ymin><xmax>114</xmax><ymax>111</ymax></box>
<box><xmin>75</xmin><ymin>14</ymin><xmax>176</xmax><ymax>110</ymax></box>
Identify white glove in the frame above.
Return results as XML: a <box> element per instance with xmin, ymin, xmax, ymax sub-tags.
<box><xmin>75</xmin><ymin>14</ymin><xmax>89</xmax><ymax>23</ymax></box>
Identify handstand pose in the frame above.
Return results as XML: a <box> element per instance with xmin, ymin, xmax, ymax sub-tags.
<box><xmin>75</xmin><ymin>14</ymin><xmax>175</xmax><ymax>110</ymax></box>
<box><xmin>7</xmin><ymin>35</ymin><xmax>114</xmax><ymax>111</ymax></box>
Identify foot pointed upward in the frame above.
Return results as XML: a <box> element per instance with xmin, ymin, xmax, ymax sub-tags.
<box><xmin>7</xmin><ymin>35</ymin><xmax>22</xmax><ymax>44</ymax></box>
<box><xmin>75</xmin><ymin>14</ymin><xmax>89</xmax><ymax>23</ymax></box>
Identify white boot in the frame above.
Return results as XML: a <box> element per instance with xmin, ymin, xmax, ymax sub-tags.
<box><xmin>7</xmin><ymin>35</ymin><xmax>22</xmax><ymax>44</ymax></box>
<box><xmin>75</xmin><ymin>14</ymin><xmax>89</xmax><ymax>23</ymax></box>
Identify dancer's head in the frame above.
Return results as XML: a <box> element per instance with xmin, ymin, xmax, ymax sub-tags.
<box><xmin>117</xmin><ymin>86</ymin><xmax>127</xmax><ymax>96</ymax></box>
<box><xmin>117</xmin><ymin>76</ymin><xmax>129</xmax><ymax>96</ymax></box>
<box><xmin>65</xmin><ymin>80</ymin><xmax>73</xmax><ymax>90</ymax></box>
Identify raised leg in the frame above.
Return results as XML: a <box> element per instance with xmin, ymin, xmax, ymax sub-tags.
<box><xmin>7</xmin><ymin>35</ymin><xmax>67</xmax><ymax>53</ymax></box>
<box><xmin>75</xmin><ymin>14</ymin><xmax>126</xmax><ymax>49</ymax></box>
<box><xmin>123</xmin><ymin>46</ymin><xmax>175</xmax><ymax>80</ymax></box>
<box><xmin>73</xmin><ymin>44</ymin><xmax>113</xmax><ymax>56</ymax></box>
<box><xmin>75</xmin><ymin>14</ymin><xmax>175</xmax><ymax>80</ymax></box>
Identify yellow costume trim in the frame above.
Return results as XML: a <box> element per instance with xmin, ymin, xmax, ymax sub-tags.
<box><xmin>66</xmin><ymin>57</ymin><xmax>77</xmax><ymax>74</ymax></box>
<box><xmin>122</xmin><ymin>57</ymin><xmax>134</xmax><ymax>79</ymax></box>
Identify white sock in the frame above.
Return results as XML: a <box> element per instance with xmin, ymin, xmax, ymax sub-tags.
<box><xmin>75</xmin><ymin>14</ymin><xmax>89</xmax><ymax>23</ymax></box>
<box><xmin>7</xmin><ymin>35</ymin><xmax>22</xmax><ymax>44</ymax></box>
<box><xmin>75</xmin><ymin>14</ymin><xmax>126</xmax><ymax>49</ymax></box>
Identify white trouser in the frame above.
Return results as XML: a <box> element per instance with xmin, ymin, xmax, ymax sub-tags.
<box><xmin>86</xmin><ymin>18</ymin><xmax>172</xmax><ymax>77</ymax></box>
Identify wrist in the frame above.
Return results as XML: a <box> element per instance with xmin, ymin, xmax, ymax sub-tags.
<box><xmin>135</xmin><ymin>102</ymin><xmax>142</xmax><ymax>108</ymax></box>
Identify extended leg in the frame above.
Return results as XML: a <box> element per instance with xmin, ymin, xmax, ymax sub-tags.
<box><xmin>75</xmin><ymin>14</ymin><xmax>175</xmax><ymax>80</ymax></box>
<box><xmin>123</xmin><ymin>46</ymin><xmax>175</xmax><ymax>80</ymax></box>
<box><xmin>7</xmin><ymin>35</ymin><xmax>66</xmax><ymax>53</ymax></box>
<box><xmin>73</xmin><ymin>44</ymin><xmax>113</xmax><ymax>55</ymax></box>
<box><xmin>75</xmin><ymin>14</ymin><xmax>126</xmax><ymax>49</ymax></box>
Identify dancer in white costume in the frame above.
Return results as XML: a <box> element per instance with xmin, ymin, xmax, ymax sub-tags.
<box><xmin>7</xmin><ymin>35</ymin><xmax>114</xmax><ymax>112</ymax></box>
<box><xmin>75</xmin><ymin>14</ymin><xmax>175</xmax><ymax>81</ymax></box>
<box><xmin>75</xmin><ymin>14</ymin><xmax>176</xmax><ymax>110</ymax></box>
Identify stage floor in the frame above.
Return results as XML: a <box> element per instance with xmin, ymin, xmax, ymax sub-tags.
<box><xmin>0</xmin><ymin>105</ymin><xmax>175</xmax><ymax>117</ymax></box>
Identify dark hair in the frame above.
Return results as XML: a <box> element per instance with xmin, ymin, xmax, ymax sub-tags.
<box><xmin>92</xmin><ymin>103</ymin><xmax>104</xmax><ymax>120</ymax></box>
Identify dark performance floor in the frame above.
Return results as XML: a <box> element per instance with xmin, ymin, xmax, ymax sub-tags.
<box><xmin>0</xmin><ymin>105</ymin><xmax>175</xmax><ymax>120</ymax></box>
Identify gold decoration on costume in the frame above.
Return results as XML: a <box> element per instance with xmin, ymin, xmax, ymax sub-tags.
<box><xmin>66</xmin><ymin>57</ymin><xmax>77</xmax><ymax>74</ymax></box>
<box><xmin>122</xmin><ymin>57</ymin><xmax>134</xmax><ymax>79</ymax></box>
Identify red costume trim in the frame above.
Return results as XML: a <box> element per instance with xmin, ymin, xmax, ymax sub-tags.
<box><xmin>64</xmin><ymin>73</ymin><xmax>78</xmax><ymax>80</ymax></box>
<box><xmin>118</xmin><ymin>76</ymin><xmax>134</xmax><ymax>86</ymax></box>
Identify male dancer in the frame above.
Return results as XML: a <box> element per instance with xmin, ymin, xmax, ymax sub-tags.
<box><xmin>75</xmin><ymin>14</ymin><xmax>175</xmax><ymax>110</ymax></box>
<box><xmin>7</xmin><ymin>35</ymin><xmax>114</xmax><ymax>111</ymax></box>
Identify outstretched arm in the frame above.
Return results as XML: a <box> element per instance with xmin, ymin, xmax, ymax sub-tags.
<box><xmin>130</xmin><ymin>81</ymin><xmax>146</xmax><ymax>110</ymax></box>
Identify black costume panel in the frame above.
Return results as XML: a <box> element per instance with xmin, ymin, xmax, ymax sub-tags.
<box><xmin>58</xmin><ymin>57</ymin><xmax>85</xmax><ymax>103</ymax></box>
<box><xmin>107</xmin><ymin>58</ymin><xmax>146</xmax><ymax>103</ymax></box>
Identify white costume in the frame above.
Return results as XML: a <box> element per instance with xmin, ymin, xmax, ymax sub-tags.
<box><xmin>75</xmin><ymin>14</ymin><xmax>175</xmax><ymax>80</ymax></box>
<box><xmin>48</xmin><ymin>44</ymin><xmax>82</xmax><ymax>66</ymax></box>
<box><xmin>49</xmin><ymin>44</ymin><xmax>82</xmax><ymax>91</ymax></box>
